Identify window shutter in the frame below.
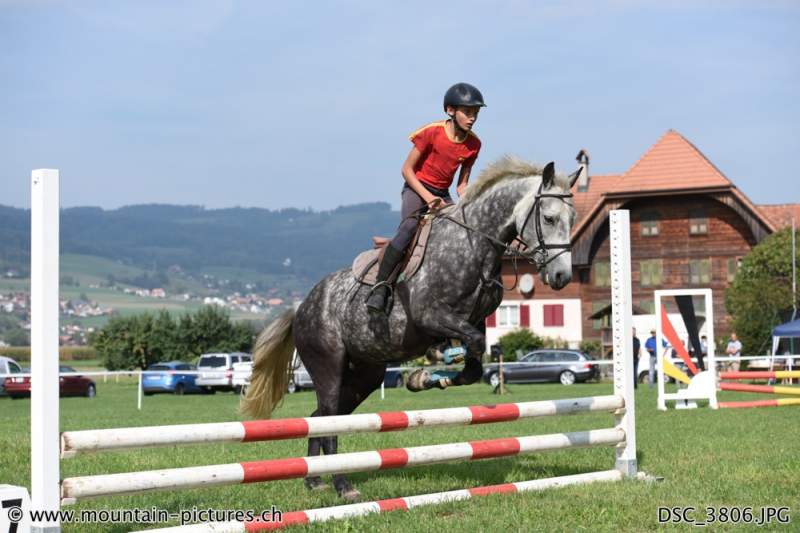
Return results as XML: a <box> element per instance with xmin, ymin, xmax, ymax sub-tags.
<box><xmin>519</xmin><ymin>305</ymin><xmax>530</xmax><ymax>327</ymax></box>
<box><xmin>554</xmin><ymin>304</ymin><xmax>564</xmax><ymax>327</ymax></box>
<box><xmin>486</xmin><ymin>312</ymin><xmax>496</xmax><ymax>328</ymax></box>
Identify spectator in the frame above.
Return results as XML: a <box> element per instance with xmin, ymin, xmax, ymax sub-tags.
<box><xmin>700</xmin><ymin>335</ymin><xmax>708</xmax><ymax>369</ymax></box>
<box><xmin>726</xmin><ymin>332</ymin><xmax>742</xmax><ymax>372</ymax></box>
<box><xmin>632</xmin><ymin>328</ymin><xmax>640</xmax><ymax>389</ymax></box>
<box><xmin>645</xmin><ymin>329</ymin><xmax>658</xmax><ymax>388</ymax></box>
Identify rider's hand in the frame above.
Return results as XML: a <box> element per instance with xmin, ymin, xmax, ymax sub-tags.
<box><xmin>427</xmin><ymin>197</ymin><xmax>447</xmax><ymax>211</ymax></box>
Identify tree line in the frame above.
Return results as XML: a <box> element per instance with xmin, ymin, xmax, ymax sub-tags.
<box><xmin>91</xmin><ymin>306</ymin><xmax>256</xmax><ymax>370</ymax></box>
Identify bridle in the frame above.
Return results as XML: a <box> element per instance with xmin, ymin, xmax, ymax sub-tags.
<box><xmin>514</xmin><ymin>179</ymin><xmax>574</xmax><ymax>271</ymax></box>
<box><xmin>432</xmin><ymin>171</ymin><xmax>576</xmax><ymax>290</ymax></box>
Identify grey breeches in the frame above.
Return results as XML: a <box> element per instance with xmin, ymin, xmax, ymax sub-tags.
<box><xmin>389</xmin><ymin>182</ymin><xmax>452</xmax><ymax>252</ymax></box>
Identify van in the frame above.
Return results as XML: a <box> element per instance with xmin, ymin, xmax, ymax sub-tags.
<box><xmin>195</xmin><ymin>352</ymin><xmax>252</xmax><ymax>393</ymax></box>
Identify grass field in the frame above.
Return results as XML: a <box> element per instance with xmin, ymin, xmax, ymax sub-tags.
<box><xmin>1</xmin><ymin>380</ymin><xmax>798</xmax><ymax>532</ymax></box>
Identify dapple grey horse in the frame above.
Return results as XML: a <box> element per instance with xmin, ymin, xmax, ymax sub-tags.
<box><xmin>241</xmin><ymin>156</ymin><xmax>580</xmax><ymax>500</ymax></box>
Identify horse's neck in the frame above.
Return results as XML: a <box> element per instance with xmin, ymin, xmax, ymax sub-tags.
<box><xmin>459</xmin><ymin>177</ymin><xmax>536</xmax><ymax>244</ymax></box>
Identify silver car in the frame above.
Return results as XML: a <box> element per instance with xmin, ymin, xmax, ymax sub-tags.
<box><xmin>483</xmin><ymin>349</ymin><xmax>598</xmax><ymax>386</ymax></box>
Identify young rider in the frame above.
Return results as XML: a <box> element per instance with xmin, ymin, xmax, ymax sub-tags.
<box><xmin>366</xmin><ymin>82</ymin><xmax>486</xmax><ymax>315</ymax></box>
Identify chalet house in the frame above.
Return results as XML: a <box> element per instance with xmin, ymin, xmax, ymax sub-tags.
<box><xmin>485</xmin><ymin>130</ymin><xmax>800</xmax><ymax>349</ymax></box>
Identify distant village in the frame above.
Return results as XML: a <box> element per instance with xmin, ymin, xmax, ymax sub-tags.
<box><xmin>0</xmin><ymin>268</ymin><xmax>301</xmax><ymax>347</ymax></box>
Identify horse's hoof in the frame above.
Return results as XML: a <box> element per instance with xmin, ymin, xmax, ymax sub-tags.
<box><xmin>304</xmin><ymin>477</ymin><xmax>329</xmax><ymax>491</ymax></box>
<box><xmin>407</xmin><ymin>369</ymin><xmax>431</xmax><ymax>392</ymax></box>
<box><xmin>339</xmin><ymin>488</ymin><xmax>362</xmax><ymax>502</ymax></box>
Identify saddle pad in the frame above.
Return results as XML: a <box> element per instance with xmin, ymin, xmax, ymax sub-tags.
<box><xmin>352</xmin><ymin>212</ymin><xmax>438</xmax><ymax>285</ymax></box>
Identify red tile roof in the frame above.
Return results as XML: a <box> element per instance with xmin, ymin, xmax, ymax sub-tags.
<box><xmin>570</xmin><ymin>129</ymin><xmax>795</xmax><ymax>236</ymax></box>
<box><xmin>620</xmin><ymin>129</ymin><xmax>732</xmax><ymax>190</ymax></box>
<box><xmin>758</xmin><ymin>204</ymin><xmax>800</xmax><ymax>230</ymax></box>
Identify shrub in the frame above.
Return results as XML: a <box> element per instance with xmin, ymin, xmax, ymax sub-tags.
<box><xmin>498</xmin><ymin>329</ymin><xmax>544</xmax><ymax>362</ymax></box>
<box><xmin>579</xmin><ymin>339</ymin><xmax>602</xmax><ymax>357</ymax></box>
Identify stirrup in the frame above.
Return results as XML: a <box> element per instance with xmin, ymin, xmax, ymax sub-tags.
<box><xmin>366</xmin><ymin>281</ymin><xmax>394</xmax><ymax>315</ymax></box>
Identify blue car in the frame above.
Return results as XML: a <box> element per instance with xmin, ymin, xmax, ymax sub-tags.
<box><xmin>383</xmin><ymin>368</ymin><xmax>406</xmax><ymax>388</ymax></box>
<box><xmin>142</xmin><ymin>361</ymin><xmax>202</xmax><ymax>395</ymax></box>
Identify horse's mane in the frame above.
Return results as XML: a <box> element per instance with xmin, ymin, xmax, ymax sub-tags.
<box><xmin>459</xmin><ymin>155</ymin><xmax>544</xmax><ymax>206</ymax></box>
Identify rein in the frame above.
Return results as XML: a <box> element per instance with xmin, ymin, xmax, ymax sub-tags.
<box><xmin>439</xmin><ymin>180</ymin><xmax>574</xmax><ymax>271</ymax></box>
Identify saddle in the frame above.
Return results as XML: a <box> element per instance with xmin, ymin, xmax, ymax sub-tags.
<box><xmin>352</xmin><ymin>207</ymin><xmax>452</xmax><ymax>286</ymax></box>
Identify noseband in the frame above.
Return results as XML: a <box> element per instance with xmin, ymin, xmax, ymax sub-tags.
<box><xmin>515</xmin><ymin>181</ymin><xmax>574</xmax><ymax>270</ymax></box>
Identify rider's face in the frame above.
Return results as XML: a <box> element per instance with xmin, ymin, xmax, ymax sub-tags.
<box><xmin>447</xmin><ymin>106</ymin><xmax>480</xmax><ymax>131</ymax></box>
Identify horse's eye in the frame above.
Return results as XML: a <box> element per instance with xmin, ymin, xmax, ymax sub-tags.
<box><xmin>544</xmin><ymin>215</ymin><xmax>556</xmax><ymax>225</ymax></box>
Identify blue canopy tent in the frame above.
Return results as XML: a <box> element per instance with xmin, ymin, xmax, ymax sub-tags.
<box><xmin>772</xmin><ymin>318</ymin><xmax>800</xmax><ymax>358</ymax></box>
<box><xmin>773</xmin><ymin>318</ymin><xmax>800</xmax><ymax>338</ymax></box>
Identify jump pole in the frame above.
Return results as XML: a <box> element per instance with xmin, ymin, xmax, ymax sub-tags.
<box><xmin>60</xmin><ymin>395</ymin><xmax>624</xmax><ymax>457</ymax></box>
<box><xmin>30</xmin><ymin>169</ymin><xmax>61</xmax><ymax>533</ymax></box>
<box><xmin>61</xmin><ymin>428</ymin><xmax>625</xmax><ymax>502</ymax></box>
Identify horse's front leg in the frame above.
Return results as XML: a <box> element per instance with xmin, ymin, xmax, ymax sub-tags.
<box><xmin>408</xmin><ymin>308</ymin><xmax>485</xmax><ymax>391</ymax></box>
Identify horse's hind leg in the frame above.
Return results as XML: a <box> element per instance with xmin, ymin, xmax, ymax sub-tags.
<box><xmin>303</xmin><ymin>410</ymin><xmax>327</xmax><ymax>491</ymax></box>
<box><xmin>321</xmin><ymin>359</ymin><xmax>386</xmax><ymax>501</ymax></box>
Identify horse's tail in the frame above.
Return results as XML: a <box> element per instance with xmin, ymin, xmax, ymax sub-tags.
<box><xmin>240</xmin><ymin>309</ymin><xmax>296</xmax><ymax>419</ymax></box>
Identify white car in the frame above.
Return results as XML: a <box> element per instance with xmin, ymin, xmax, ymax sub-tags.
<box><xmin>232</xmin><ymin>355</ymin><xmax>313</xmax><ymax>394</ymax></box>
<box><xmin>0</xmin><ymin>356</ymin><xmax>24</xmax><ymax>396</ymax></box>
<box><xmin>195</xmin><ymin>352</ymin><xmax>252</xmax><ymax>393</ymax></box>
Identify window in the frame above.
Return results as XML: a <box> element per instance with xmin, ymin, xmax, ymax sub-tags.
<box><xmin>689</xmin><ymin>259</ymin><xmax>712</xmax><ymax>284</ymax></box>
<box><xmin>593</xmin><ymin>262</ymin><xmax>610</xmax><ymax>287</ymax></box>
<box><xmin>640</xmin><ymin>211</ymin><xmax>659</xmax><ymax>237</ymax></box>
<box><xmin>8</xmin><ymin>362</ymin><xmax>21</xmax><ymax>374</ymax></box>
<box><xmin>639</xmin><ymin>300</ymin><xmax>655</xmax><ymax>314</ymax></box>
<box><xmin>592</xmin><ymin>301</ymin><xmax>609</xmax><ymax>330</ymax></box>
<box><xmin>689</xmin><ymin>209</ymin><xmax>708</xmax><ymax>235</ymax></box>
<box><xmin>543</xmin><ymin>304</ymin><xmax>564</xmax><ymax>327</ymax></box>
<box><xmin>497</xmin><ymin>304</ymin><xmax>519</xmax><ymax>327</ymax></box>
<box><xmin>640</xmin><ymin>259</ymin><xmax>663</xmax><ymax>287</ymax></box>
<box><xmin>727</xmin><ymin>257</ymin><xmax>741</xmax><ymax>282</ymax></box>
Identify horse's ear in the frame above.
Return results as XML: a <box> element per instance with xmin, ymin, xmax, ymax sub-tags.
<box><xmin>543</xmin><ymin>162</ymin><xmax>555</xmax><ymax>188</ymax></box>
<box><xmin>568</xmin><ymin>166</ymin><xmax>583</xmax><ymax>189</ymax></box>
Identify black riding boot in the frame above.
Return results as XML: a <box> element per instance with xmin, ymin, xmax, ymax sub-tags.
<box><xmin>366</xmin><ymin>244</ymin><xmax>405</xmax><ymax>315</ymax></box>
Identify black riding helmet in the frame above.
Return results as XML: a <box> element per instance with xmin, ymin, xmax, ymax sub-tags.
<box><xmin>443</xmin><ymin>83</ymin><xmax>486</xmax><ymax>112</ymax></box>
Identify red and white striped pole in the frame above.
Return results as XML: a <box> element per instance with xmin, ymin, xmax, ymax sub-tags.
<box><xmin>61</xmin><ymin>395</ymin><xmax>623</xmax><ymax>457</ymax></box>
<box><xmin>139</xmin><ymin>470</ymin><xmax>625</xmax><ymax>533</ymax></box>
<box><xmin>61</xmin><ymin>428</ymin><xmax>624</xmax><ymax>503</ymax></box>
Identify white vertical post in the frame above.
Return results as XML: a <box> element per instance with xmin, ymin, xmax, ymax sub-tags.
<box><xmin>138</xmin><ymin>371</ymin><xmax>143</xmax><ymax>410</ymax></box>
<box><xmin>609</xmin><ymin>210</ymin><xmax>637</xmax><ymax>478</ymax></box>
<box><xmin>705</xmin><ymin>291</ymin><xmax>718</xmax><ymax>409</ymax></box>
<box><xmin>655</xmin><ymin>292</ymin><xmax>666</xmax><ymax>411</ymax></box>
<box><xmin>30</xmin><ymin>169</ymin><xmax>61</xmax><ymax>532</ymax></box>
<box><xmin>380</xmin><ymin>380</ymin><xmax>385</xmax><ymax>400</ymax></box>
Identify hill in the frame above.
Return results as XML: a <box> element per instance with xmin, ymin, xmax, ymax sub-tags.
<box><xmin>0</xmin><ymin>202</ymin><xmax>399</xmax><ymax>289</ymax></box>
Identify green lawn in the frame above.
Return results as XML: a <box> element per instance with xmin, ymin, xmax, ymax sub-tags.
<box><xmin>1</xmin><ymin>382</ymin><xmax>798</xmax><ymax>532</ymax></box>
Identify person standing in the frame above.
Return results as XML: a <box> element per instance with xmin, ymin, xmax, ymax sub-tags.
<box><xmin>632</xmin><ymin>328</ymin><xmax>641</xmax><ymax>389</ymax></box>
<box><xmin>726</xmin><ymin>332</ymin><xmax>742</xmax><ymax>372</ymax></box>
<box><xmin>700</xmin><ymin>335</ymin><xmax>708</xmax><ymax>370</ymax></box>
<box><xmin>645</xmin><ymin>329</ymin><xmax>658</xmax><ymax>388</ymax></box>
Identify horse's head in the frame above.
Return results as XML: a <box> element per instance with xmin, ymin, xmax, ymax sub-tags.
<box><xmin>514</xmin><ymin>162</ymin><xmax>579</xmax><ymax>290</ymax></box>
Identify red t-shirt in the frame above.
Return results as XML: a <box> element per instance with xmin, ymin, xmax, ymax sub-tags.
<box><xmin>408</xmin><ymin>121</ymin><xmax>481</xmax><ymax>190</ymax></box>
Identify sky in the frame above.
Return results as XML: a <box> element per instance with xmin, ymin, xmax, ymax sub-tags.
<box><xmin>1</xmin><ymin>1</ymin><xmax>798</xmax><ymax>211</ymax></box>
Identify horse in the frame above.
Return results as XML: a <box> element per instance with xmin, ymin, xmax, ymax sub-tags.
<box><xmin>241</xmin><ymin>156</ymin><xmax>580</xmax><ymax>501</ymax></box>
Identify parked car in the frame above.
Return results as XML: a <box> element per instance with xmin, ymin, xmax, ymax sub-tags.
<box><xmin>383</xmin><ymin>368</ymin><xmax>406</xmax><ymax>388</ymax></box>
<box><xmin>0</xmin><ymin>356</ymin><xmax>24</xmax><ymax>397</ymax></box>
<box><xmin>482</xmin><ymin>349</ymin><xmax>598</xmax><ymax>387</ymax></box>
<box><xmin>196</xmin><ymin>352</ymin><xmax>252</xmax><ymax>393</ymax></box>
<box><xmin>142</xmin><ymin>361</ymin><xmax>202</xmax><ymax>395</ymax></box>
<box><xmin>288</xmin><ymin>361</ymin><xmax>313</xmax><ymax>393</ymax></box>
<box><xmin>4</xmin><ymin>365</ymin><xmax>96</xmax><ymax>399</ymax></box>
